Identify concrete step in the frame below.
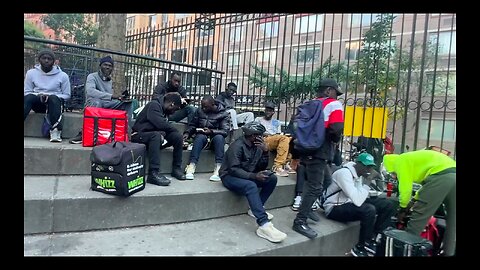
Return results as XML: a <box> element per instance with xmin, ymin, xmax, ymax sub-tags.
<box><xmin>24</xmin><ymin>137</ymin><xmax>223</xmax><ymax>175</ymax></box>
<box><xmin>24</xmin><ymin>206</ymin><xmax>360</xmax><ymax>256</ymax></box>
<box><xmin>24</xmin><ymin>173</ymin><xmax>299</xmax><ymax>234</ymax></box>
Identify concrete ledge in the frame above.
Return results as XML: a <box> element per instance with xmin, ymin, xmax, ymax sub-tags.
<box><xmin>24</xmin><ymin>174</ymin><xmax>298</xmax><ymax>234</ymax></box>
<box><xmin>24</xmin><ymin>206</ymin><xmax>360</xmax><ymax>256</ymax></box>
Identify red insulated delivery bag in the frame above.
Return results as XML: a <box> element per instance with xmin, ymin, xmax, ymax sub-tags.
<box><xmin>83</xmin><ymin>107</ymin><xmax>129</xmax><ymax>147</ymax></box>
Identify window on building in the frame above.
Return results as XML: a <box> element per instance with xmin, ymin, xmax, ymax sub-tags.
<box><xmin>350</xmin><ymin>13</ymin><xmax>380</xmax><ymax>27</ymax></box>
<box><xmin>158</xmin><ymin>53</ymin><xmax>166</xmax><ymax>60</ymax></box>
<box><xmin>419</xmin><ymin>119</ymin><xmax>456</xmax><ymax>142</ymax></box>
<box><xmin>171</xmin><ymin>48</ymin><xmax>187</xmax><ymax>63</ymax></box>
<box><xmin>294</xmin><ymin>46</ymin><xmax>319</xmax><ymax>64</ymax></box>
<box><xmin>258</xmin><ymin>21</ymin><xmax>279</xmax><ymax>38</ymax></box>
<box><xmin>195</xmin><ymin>71</ymin><xmax>212</xmax><ymax>86</ymax></box>
<box><xmin>149</xmin><ymin>15</ymin><xmax>157</xmax><ymax>28</ymax></box>
<box><xmin>126</xmin><ymin>17</ymin><xmax>135</xmax><ymax>30</ymax></box>
<box><xmin>345</xmin><ymin>41</ymin><xmax>361</xmax><ymax>60</ymax></box>
<box><xmin>173</xmin><ymin>31</ymin><xmax>187</xmax><ymax>42</ymax></box>
<box><xmin>162</xmin><ymin>14</ymin><xmax>169</xmax><ymax>25</ymax></box>
<box><xmin>198</xmin><ymin>28</ymin><xmax>213</xmax><ymax>37</ymax></box>
<box><xmin>257</xmin><ymin>49</ymin><xmax>277</xmax><ymax>63</ymax></box>
<box><xmin>175</xmin><ymin>14</ymin><xmax>190</xmax><ymax>21</ymax></box>
<box><xmin>429</xmin><ymin>31</ymin><xmax>456</xmax><ymax>55</ymax></box>
<box><xmin>294</xmin><ymin>14</ymin><xmax>323</xmax><ymax>34</ymax></box>
<box><xmin>195</xmin><ymin>45</ymin><xmax>214</xmax><ymax>61</ymax></box>
<box><xmin>228</xmin><ymin>53</ymin><xmax>241</xmax><ymax>67</ymax></box>
<box><xmin>425</xmin><ymin>71</ymin><xmax>456</xmax><ymax>96</ymax></box>
<box><xmin>230</xmin><ymin>26</ymin><xmax>243</xmax><ymax>41</ymax></box>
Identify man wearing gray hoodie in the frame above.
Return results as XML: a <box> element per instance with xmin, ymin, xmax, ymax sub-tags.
<box><xmin>24</xmin><ymin>49</ymin><xmax>71</xmax><ymax>142</ymax></box>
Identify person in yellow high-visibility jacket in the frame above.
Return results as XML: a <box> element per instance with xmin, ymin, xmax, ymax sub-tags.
<box><xmin>383</xmin><ymin>150</ymin><xmax>456</xmax><ymax>256</ymax></box>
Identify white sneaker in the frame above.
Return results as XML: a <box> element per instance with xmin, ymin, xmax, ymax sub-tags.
<box><xmin>256</xmin><ymin>222</ymin><xmax>287</xmax><ymax>243</ymax></box>
<box><xmin>49</xmin><ymin>128</ymin><xmax>62</xmax><ymax>142</ymax></box>
<box><xmin>209</xmin><ymin>163</ymin><xmax>221</xmax><ymax>182</ymax></box>
<box><xmin>185</xmin><ymin>163</ymin><xmax>196</xmax><ymax>180</ymax></box>
<box><xmin>291</xmin><ymin>195</ymin><xmax>302</xmax><ymax>211</ymax></box>
<box><xmin>247</xmin><ymin>208</ymin><xmax>273</xmax><ymax>220</ymax></box>
<box><xmin>273</xmin><ymin>166</ymin><xmax>289</xmax><ymax>177</ymax></box>
<box><xmin>285</xmin><ymin>163</ymin><xmax>296</xmax><ymax>174</ymax></box>
<box><xmin>311</xmin><ymin>198</ymin><xmax>320</xmax><ymax>211</ymax></box>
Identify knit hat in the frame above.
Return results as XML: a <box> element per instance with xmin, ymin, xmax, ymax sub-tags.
<box><xmin>99</xmin><ymin>56</ymin><xmax>114</xmax><ymax>66</ymax></box>
<box><xmin>37</xmin><ymin>49</ymin><xmax>55</xmax><ymax>60</ymax></box>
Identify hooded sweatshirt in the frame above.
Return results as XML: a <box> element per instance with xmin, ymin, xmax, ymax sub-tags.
<box><xmin>85</xmin><ymin>71</ymin><xmax>113</xmax><ymax>105</ymax></box>
<box><xmin>323</xmin><ymin>161</ymin><xmax>370</xmax><ymax>216</ymax></box>
<box><xmin>383</xmin><ymin>150</ymin><xmax>456</xmax><ymax>208</ymax></box>
<box><xmin>24</xmin><ymin>64</ymin><xmax>71</xmax><ymax>100</ymax></box>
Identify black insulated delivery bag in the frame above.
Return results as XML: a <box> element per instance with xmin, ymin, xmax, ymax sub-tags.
<box><xmin>90</xmin><ymin>141</ymin><xmax>146</xmax><ymax>196</ymax></box>
<box><xmin>376</xmin><ymin>228</ymin><xmax>433</xmax><ymax>257</ymax></box>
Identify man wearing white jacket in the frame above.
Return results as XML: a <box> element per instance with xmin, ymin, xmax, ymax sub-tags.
<box><xmin>323</xmin><ymin>153</ymin><xmax>396</xmax><ymax>257</ymax></box>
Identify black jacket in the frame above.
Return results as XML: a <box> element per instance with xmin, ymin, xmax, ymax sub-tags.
<box><xmin>184</xmin><ymin>100</ymin><xmax>230</xmax><ymax>138</ymax></box>
<box><xmin>132</xmin><ymin>95</ymin><xmax>178</xmax><ymax>134</ymax></box>
<box><xmin>153</xmin><ymin>81</ymin><xmax>187</xmax><ymax>100</ymax></box>
<box><xmin>219</xmin><ymin>137</ymin><xmax>270</xmax><ymax>180</ymax></box>
<box><xmin>215</xmin><ymin>92</ymin><xmax>235</xmax><ymax>110</ymax></box>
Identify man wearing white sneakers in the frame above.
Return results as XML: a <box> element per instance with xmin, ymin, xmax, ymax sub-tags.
<box><xmin>219</xmin><ymin>122</ymin><xmax>287</xmax><ymax>243</ymax></box>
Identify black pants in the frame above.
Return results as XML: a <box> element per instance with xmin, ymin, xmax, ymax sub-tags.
<box><xmin>295</xmin><ymin>163</ymin><xmax>333</xmax><ymax>195</ymax></box>
<box><xmin>327</xmin><ymin>197</ymin><xmax>397</xmax><ymax>245</ymax></box>
<box><xmin>131</xmin><ymin>130</ymin><xmax>183</xmax><ymax>173</ymax></box>
<box><xmin>294</xmin><ymin>157</ymin><xmax>326</xmax><ymax>224</ymax></box>
<box><xmin>24</xmin><ymin>94</ymin><xmax>63</xmax><ymax>130</ymax></box>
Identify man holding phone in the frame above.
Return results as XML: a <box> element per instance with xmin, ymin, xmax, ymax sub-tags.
<box><xmin>219</xmin><ymin>122</ymin><xmax>287</xmax><ymax>243</ymax></box>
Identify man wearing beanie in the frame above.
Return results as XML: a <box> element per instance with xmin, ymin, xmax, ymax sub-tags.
<box><xmin>69</xmin><ymin>55</ymin><xmax>133</xmax><ymax>144</ymax></box>
<box><xmin>24</xmin><ymin>48</ymin><xmax>71</xmax><ymax>143</ymax></box>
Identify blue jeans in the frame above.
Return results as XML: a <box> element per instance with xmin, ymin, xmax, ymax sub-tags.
<box><xmin>222</xmin><ymin>174</ymin><xmax>278</xmax><ymax>226</ymax></box>
<box><xmin>189</xmin><ymin>134</ymin><xmax>225</xmax><ymax>164</ymax></box>
<box><xmin>168</xmin><ymin>105</ymin><xmax>196</xmax><ymax>123</ymax></box>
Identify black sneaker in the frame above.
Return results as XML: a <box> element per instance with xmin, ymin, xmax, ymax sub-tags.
<box><xmin>364</xmin><ymin>241</ymin><xmax>378</xmax><ymax>255</ymax></box>
<box><xmin>351</xmin><ymin>244</ymin><xmax>369</xmax><ymax>257</ymax></box>
<box><xmin>171</xmin><ymin>168</ymin><xmax>187</xmax><ymax>180</ymax></box>
<box><xmin>292</xmin><ymin>221</ymin><xmax>318</xmax><ymax>239</ymax></box>
<box><xmin>147</xmin><ymin>171</ymin><xmax>171</xmax><ymax>186</ymax></box>
<box><xmin>69</xmin><ymin>131</ymin><xmax>83</xmax><ymax>144</ymax></box>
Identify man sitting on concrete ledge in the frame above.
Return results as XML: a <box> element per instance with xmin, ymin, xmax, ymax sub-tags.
<box><xmin>24</xmin><ymin>48</ymin><xmax>71</xmax><ymax>143</ymax></box>
<box><xmin>219</xmin><ymin>122</ymin><xmax>287</xmax><ymax>243</ymax></box>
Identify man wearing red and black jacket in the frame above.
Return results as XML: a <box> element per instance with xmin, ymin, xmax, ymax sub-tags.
<box><xmin>293</xmin><ymin>78</ymin><xmax>345</xmax><ymax>239</ymax></box>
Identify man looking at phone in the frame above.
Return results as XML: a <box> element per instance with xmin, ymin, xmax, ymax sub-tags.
<box><xmin>219</xmin><ymin>122</ymin><xmax>287</xmax><ymax>243</ymax></box>
<box><xmin>153</xmin><ymin>71</ymin><xmax>197</xmax><ymax>124</ymax></box>
<box><xmin>183</xmin><ymin>95</ymin><xmax>230</xmax><ymax>181</ymax></box>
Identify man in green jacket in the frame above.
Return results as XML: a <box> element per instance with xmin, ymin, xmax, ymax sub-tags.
<box><xmin>383</xmin><ymin>149</ymin><xmax>456</xmax><ymax>256</ymax></box>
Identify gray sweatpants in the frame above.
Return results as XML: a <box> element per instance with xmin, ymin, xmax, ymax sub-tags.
<box><xmin>407</xmin><ymin>172</ymin><xmax>456</xmax><ymax>256</ymax></box>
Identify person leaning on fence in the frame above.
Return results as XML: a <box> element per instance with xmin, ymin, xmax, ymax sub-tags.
<box><xmin>183</xmin><ymin>95</ymin><xmax>231</xmax><ymax>181</ymax></box>
<box><xmin>219</xmin><ymin>122</ymin><xmax>287</xmax><ymax>243</ymax></box>
<box><xmin>215</xmin><ymin>82</ymin><xmax>254</xmax><ymax>130</ymax></box>
<box><xmin>153</xmin><ymin>71</ymin><xmax>196</xmax><ymax>124</ymax></box>
<box><xmin>383</xmin><ymin>149</ymin><xmax>456</xmax><ymax>256</ymax></box>
<box><xmin>323</xmin><ymin>153</ymin><xmax>396</xmax><ymax>257</ymax></box>
<box><xmin>130</xmin><ymin>92</ymin><xmax>187</xmax><ymax>185</ymax></box>
<box><xmin>69</xmin><ymin>56</ymin><xmax>133</xmax><ymax>144</ymax></box>
<box><xmin>24</xmin><ymin>48</ymin><xmax>71</xmax><ymax>143</ymax></box>
<box><xmin>254</xmin><ymin>102</ymin><xmax>291</xmax><ymax>177</ymax></box>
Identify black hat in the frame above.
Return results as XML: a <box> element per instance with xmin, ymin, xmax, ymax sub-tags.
<box><xmin>242</xmin><ymin>122</ymin><xmax>266</xmax><ymax>136</ymax></box>
<box><xmin>264</xmin><ymin>101</ymin><xmax>276</xmax><ymax>110</ymax></box>
<box><xmin>100</xmin><ymin>56</ymin><xmax>114</xmax><ymax>66</ymax></box>
<box><xmin>38</xmin><ymin>49</ymin><xmax>55</xmax><ymax>60</ymax></box>
<box><xmin>320</xmin><ymin>78</ymin><xmax>343</xmax><ymax>95</ymax></box>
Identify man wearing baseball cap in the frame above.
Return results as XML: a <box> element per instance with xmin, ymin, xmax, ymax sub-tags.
<box><xmin>322</xmin><ymin>152</ymin><xmax>396</xmax><ymax>256</ymax></box>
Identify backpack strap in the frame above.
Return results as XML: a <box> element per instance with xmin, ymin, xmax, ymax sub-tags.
<box><xmin>321</xmin><ymin>166</ymin><xmax>349</xmax><ymax>206</ymax></box>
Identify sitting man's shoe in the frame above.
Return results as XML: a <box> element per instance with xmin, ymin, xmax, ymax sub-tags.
<box><xmin>351</xmin><ymin>244</ymin><xmax>369</xmax><ymax>257</ymax></box>
<box><xmin>49</xmin><ymin>128</ymin><xmax>62</xmax><ymax>143</ymax></box>
<box><xmin>69</xmin><ymin>131</ymin><xmax>83</xmax><ymax>144</ymax></box>
<box><xmin>171</xmin><ymin>168</ymin><xmax>186</xmax><ymax>180</ymax></box>
<box><xmin>272</xmin><ymin>166</ymin><xmax>289</xmax><ymax>177</ymax></box>
<box><xmin>307</xmin><ymin>210</ymin><xmax>321</xmax><ymax>222</ymax></box>
<box><xmin>292</xmin><ymin>220</ymin><xmax>318</xmax><ymax>239</ymax></box>
<box><xmin>364</xmin><ymin>240</ymin><xmax>378</xmax><ymax>255</ymax></box>
<box><xmin>256</xmin><ymin>222</ymin><xmax>287</xmax><ymax>243</ymax></box>
<box><xmin>147</xmin><ymin>170</ymin><xmax>171</xmax><ymax>186</ymax></box>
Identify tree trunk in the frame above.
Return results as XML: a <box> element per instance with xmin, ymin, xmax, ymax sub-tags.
<box><xmin>97</xmin><ymin>14</ymin><xmax>127</xmax><ymax>95</ymax></box>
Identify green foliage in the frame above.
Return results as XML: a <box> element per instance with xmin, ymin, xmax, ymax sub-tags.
<box><xmin>24</xmin><ymin>21</ymin><xmax>45</xmax><ymax>38</ymax></box>
<box><xmin>41</xmin><ymin>14</ymin><xmax>98</xmax><ymax>44</ymax></box>
<box><xmin>248</xmin><ymin>57</ymin><xmax>352</xmax><ymax>104</ymax></box>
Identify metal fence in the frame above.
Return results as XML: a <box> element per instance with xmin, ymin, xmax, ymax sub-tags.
<box><xmin>124</xmin><ymin>13</ymin><xmax>456</xmax><ymax>158</ymax></box>
<box><xmin>24</xmin><ymin>36</ymin><xmax>224</xmax><ymax>109</ymax></box>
